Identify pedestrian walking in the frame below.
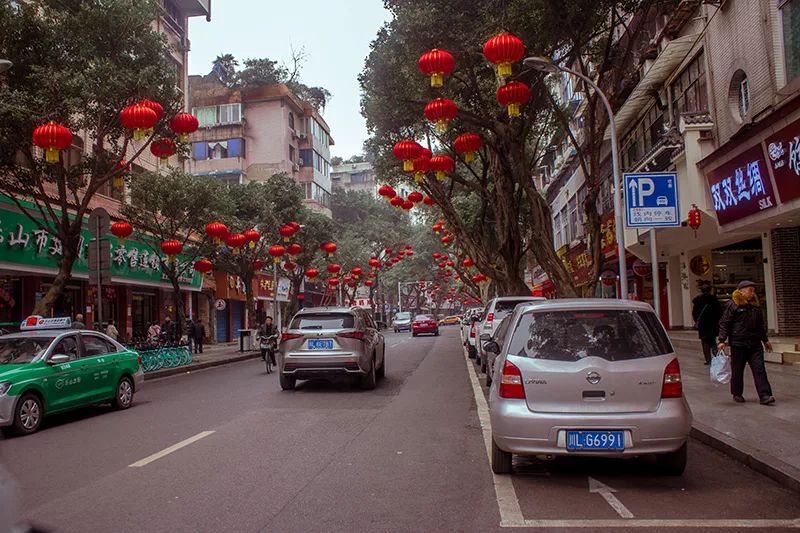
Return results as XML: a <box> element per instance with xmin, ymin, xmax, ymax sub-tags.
<box><xmin>72</xmin><ymin>313</ymin><xmax>86</xmax><ymax>329</ymax></box>
<box><xmin>718</xmin><ymin>280</ymin><xmax>775</xmax><ymax>405</ymax></box>
<box><xmin>147</xmin><ymin>321</ymin><xmax>161</xmax><ymax>343</ymax></box>
<box><xmin>161</xmin><ymin>316</ymin><xmax>175</xmax><ymax>343</ymax></box>
<box><xmin>692</xmin><ymin>283</ymin><xmax>721</xmax><ymax>365</ymax></box>
<box><xmin>105</xmin><ymin>319</ymin><xmax>118</xmax><ymax>340</ymax></box>
<box><xmin>193</xmin><ymin>320</ymin><xmax>205</xmax><ymax>354</ymax></box>
<box><xmin>185</xmin><ymin>316</ymin><xmax>195</xmax><ymax>353</ymax></box>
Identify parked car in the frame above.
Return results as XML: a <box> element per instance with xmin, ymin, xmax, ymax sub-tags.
<box><xmin>412</xmin><ymin>314</ymin><xmax>439</xmax><ymax>337</ymax></box>
<box><xmin>438</xmin><ymin>315</ymin><xmax>461</xmax><ymax>326</ymax></box>
<box><xmin>487</xmin><ymin>299</ymin><xmax>692</xmax><ymax>476</ymax></box>
<box><xmin>475</xmin><ymin>297</ymin><xmax>545</xmax><ymax>373</ymax></box>
<box><xmin>0</xmin><ymin>316</ymin><xmax>143</xmax><ymax>436</ymax></box>
<box><xmin>393</xmin><ymin>311</ymin><xmax>412</xmax><ymax>333</ymax></box>
<box><xmin>460</xmin><ymin>307</ymin><xmax>483</xmax><ymax>347</ymax></box>
<box><xmin>279</xmin><ymin>306</ymin><xmax>386</xmax><ymax>391</ymax></box>
<box><xmin>480</xmin><ymin>314</ymin><xmax>513</xmax><ymax>388</ymax></box>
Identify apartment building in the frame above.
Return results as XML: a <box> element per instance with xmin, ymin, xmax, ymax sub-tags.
<box><xmin>331</xmin><ymin>161</ymin><xmax>378</xmax><ymax>194</ymax></box>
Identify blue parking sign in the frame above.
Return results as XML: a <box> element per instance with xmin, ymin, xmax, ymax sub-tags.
<box><xmin>624</xmin><ymin>172</ymin><xmax>680</xmax><ymax>227</ymax></box>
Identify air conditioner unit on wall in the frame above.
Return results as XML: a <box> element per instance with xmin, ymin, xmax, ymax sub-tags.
<box><xmin>298</xmin><ymin>132</ymin><xmax>307</xmax><ymax>140</ymax></box>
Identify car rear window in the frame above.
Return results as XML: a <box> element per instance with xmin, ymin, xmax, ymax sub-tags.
<box><xmin>415</xmin><ymin>315</ymin><xmax>433</xmax><ymax>321</ymax></box>
<box><xmin>291</xmin><ymin>313</ymin><xmax>355</xmax><ymax>330</ymax></box>
<box><xmin>494</xmin><ymin>299</ymin><xmax>535</xmax><ymax>314</ymax></box>
<box><xmin>507</xmin><ymin>310</ymin><xmax>672</xmax><ymax>362</ymax></box>
<box><xmin>396</xmin><ymin>312</ymin><xmax>411</xmax><ymax>320</ymax></box>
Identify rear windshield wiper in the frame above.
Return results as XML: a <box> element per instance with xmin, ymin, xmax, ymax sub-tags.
<box><xmin>302</xmin><ymin>325</ymin><xmax>323</xmax><ymax>330</ymax></box>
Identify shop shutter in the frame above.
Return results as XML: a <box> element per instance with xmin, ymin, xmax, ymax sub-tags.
<box><xmin>216</xmin><ymin>307</ymin><xmax>228</xmax><ymax>342</ymax></box>
<box><xmin>231</xmin><ymin>301</ymin><xmax>243</xmax><ymax>334</ymax></box>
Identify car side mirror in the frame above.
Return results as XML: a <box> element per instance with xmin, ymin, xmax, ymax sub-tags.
<box><xmin>48</xmin><ymin>354</ymin><xmax>70</xmax><ymax>365</ymax></box>
<box><xmin>471</xmin><ymin>316</ymin><xmax>480</xmax><ymax>323</ymax></box>
<box><xmin>483</xmin><ymin>341</ymin><xmax>500</xmax><ymax>354</ymax></box>
<box><xmin>479</xmin><ymin>333</ymin><xmax>492</xmax><ymax>341</ymax></box>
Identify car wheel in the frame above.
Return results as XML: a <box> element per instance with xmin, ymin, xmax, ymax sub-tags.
<box><xmin>412</xmin><ymin>332</ymin><xmax>417</xmax><ymax>337</ymax></box>
<box><xmin>279</xmin><ymin>373</ymin><xmax>296</xmax><ymax>391</ymax></box>
<box><xmin>13</xmin><ymin>393</ymin><xmax>43</xmax><ymax>436</ymax></box>
<box><xmin>656</xmin><ymin>441</ymin><xmax>687</xmax><ymax>476</ymax></box>
<box><xmin>435</xmin><ymin>330</ymin><xmax>440</xmax><ymax>336</ymax></box>
<box><xmin>480</xmin><ymin>356</ymin><xmax>487</xmax><ymax>373</ymax></box>
<box><xmin>361</xmin><ymin>359</ymin><xmax>377</xmax><ymax>390</ymax></box>
<box><xmin>491</xmin><ymin>437</ymin><xmax>512</xmax><ymax>474</ymax></box>
<box><xmin>486</xmin><ymin>368</ymin><xmax>493</xmax><ymax>387</ymax></box>
<box><xmin>113</xmin><ymin>376</ymin><xmax>134</xmax><ymax>410</ymax></box>
<box><xmin>376</xmin><ymin>353</ymin><xmax>385</xmax><ymax>380</ymax></box>
<box><xmin>468</xmin><ymin>345</ymin><xmax>476</xmax><ymax>359</ymax></box>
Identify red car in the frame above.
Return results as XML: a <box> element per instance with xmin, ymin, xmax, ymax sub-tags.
<box><xmin>412</xmin><ymin>314</ymin><xmax>440</xmax><ymax>337</ymax></box>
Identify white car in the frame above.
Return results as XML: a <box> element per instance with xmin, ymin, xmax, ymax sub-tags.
<box><xmin>475</xmin><ymin>296</ymin><xmax>545</xmax><ymax>373</ymax></box>
<box><xmin>462</xmin><ymin>308</ymin><xmax>483</xmax><ymax>358</ymax></box>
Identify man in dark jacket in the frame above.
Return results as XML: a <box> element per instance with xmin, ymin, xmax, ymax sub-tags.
<box><xmin>192</xmin><ymin>320</ymin><xmax>205</xmax><ymax>354</ymax></box>
<box><xmin>692</xmin><ymin>283</ymin><xmax>722</xmax><ymax>364</ymax></box>
<box><xmin>718</xmin><ymin>280</ymin><xmax>775</xmax><ymax>405</ymax></box>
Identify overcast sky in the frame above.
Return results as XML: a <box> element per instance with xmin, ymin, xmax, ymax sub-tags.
<box><xmin>188</xmin><ymin>1</ymin><xmax>391</xmax><ymax>159</ymax></box>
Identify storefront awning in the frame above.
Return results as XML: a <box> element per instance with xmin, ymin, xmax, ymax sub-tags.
<box><xmin>605</xmin><ymin>34</ymin><xmax>700</xmax><ymax>140</ymax></box>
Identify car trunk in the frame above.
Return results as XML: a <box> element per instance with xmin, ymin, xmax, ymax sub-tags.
<box><xmin>282</xmin><ymin>313</ymin><xmax>359</xmax><ymax>355</ymax></box>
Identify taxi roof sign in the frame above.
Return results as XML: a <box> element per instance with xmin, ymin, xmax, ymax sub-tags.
<box><xmin>20</xmin><ymin>316</ymin><xmax>72</xmax><ymax>330</ymax></box>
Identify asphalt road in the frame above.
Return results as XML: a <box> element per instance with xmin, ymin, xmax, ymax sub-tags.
<box><xmin>2</xmin><ymin>327</ymin><xmax>799</xmax><ymax>532</ymax></box>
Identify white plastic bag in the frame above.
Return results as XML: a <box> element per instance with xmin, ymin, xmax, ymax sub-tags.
<box><xmin>710</xmin><ymin>350</ymin><xmax>731</xmax><ymax>384</ymax></box>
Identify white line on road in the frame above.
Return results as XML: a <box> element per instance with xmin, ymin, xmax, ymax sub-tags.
<box><xmin>588</xmin><ymin>477</ymin><xmax>633</xmax><ymax>518</ymax></box>
<box><xmin>129</xmin><ymin>431</ymin><xmax>215</xmax><ymax>468</ymax></box>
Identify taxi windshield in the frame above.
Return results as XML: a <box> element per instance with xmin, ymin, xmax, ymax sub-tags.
<box><xmin>0</xmin><ymin>337</ymin><xmax>55</xmax><ymax>364</ymax></box>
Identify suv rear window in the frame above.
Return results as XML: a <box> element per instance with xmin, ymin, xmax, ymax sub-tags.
<box><xmin>494</xmin><ymin>299</ymin><xmax>535</xmax><ymax>314</ymax></box>
<box><xmin>291</xmin><ymin>313</ymin><xmax>355</xmax><ymax>330</ymax></box>
<box><xmin>507</xmin><ymin>310</ymin><xmax>672</xmax><ymax>361</ymax></box>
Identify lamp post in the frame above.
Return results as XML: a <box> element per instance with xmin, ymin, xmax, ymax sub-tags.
<box><xmin>523</xmin><ymin>56</ymin><xmax>628</xmax><ymax>300</ymax></box>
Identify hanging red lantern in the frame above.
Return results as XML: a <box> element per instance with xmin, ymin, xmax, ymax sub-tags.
<box><xmin>287</xmin><ymin>221</ymin><xmax>301</xmax><ymax>232</ymax></box>
<box><xmin>378</xmin><ymin>184</ymin><xmax>396</xmax><ymax>199</ymax></box>
<box><xmin>438</xmin><ymin>262</ymin><xmax>447</xmax><ymax>269</ymax></box>
<box><xmin>283</xmin><ymin>261</ymin><xmax>296</xmax><ymax>271</ymax></box>
<box><xmin>392</xmin><ymin>257</ymin><xmax>400</xmax><ymax>264</ymax></box>
<box><xmin>483</xmin><ymin>32</ymin><xmax>525</xmax><ymax>78</ymax></box>
<box><xmin>110</xmin><ymin>221</ymin><xmax>133</xmax><ymax>245</ymax></box>
<box><xmin>365</xmin><ymin>279</ymin><xmax>374</xmax><ymax>287</ymax></box>
<box><xmin>463</xmin><ymin>257</ymin><xmax>475</xmax><ymax>268</ymax></box>
<box><xmin>441</xmin><ymin>234</ymin><xmax>453</xmax><ymax>245</ymax></box>
<box><xmin>406</xmin><ymin>250</ymin><xmax>414</xmax><ymax>256</ymax></box>
<box><xmin>279</xmin><ymin>225</ymin><xmax>296</xmax><ymax>242</ymax></box>
<box><xmin>327</xmin><ymin>263</ymin><xmax>341</xmax><ymax>274</ymax></box>
<box><xmin>138</xmin><ymin>99</ymin><xmax>164</xmax><ymax>121</ymax></box>
<box><xmin>496</xmin><ymin>81</ymin><xmax>530</xmax><ymax>118</ymax></box>
<box><xmin>113</xmin><ymin>159</ymin><xmax>130</xmax><ymax>188</ymax></box>
<box><xmin>408</xmin><ymin>191</ymin><xmax>424</xmax><ymax>204</ymax></box>
<box><xmin>390</xmin><ymin>196</ymin><xmax>404</xmax><ymax>208</ymax></box>
<box><xmin>430</xmin><ymin>155</ymin><xmax>454</xmax><ymax>181</ymax></box>
<box><xmin>369</xmin><ymin>257</ymin><xmax>381</xmax><ymax>269</ymax></box>
<box><xmin>243</xmin><ymin>229</ymin><xmax>261</xmax><ymax>249</ymax></box>
<box><xmin>205</xmin><ymin>221</ymin><xmax>228</xmax><ymax>245</ymax></box>
<box><xmin>150</xmin><ymin>137</ymin><xmax>176</xmax><ymax>163</ymax></box>
<box><xmin>252</xmin><ymin>259</ymin><xmax>264</xmax><ymax>270</ymax></box>
<box><xmin>305</xmin><ymin>268</ymin><xmax>320</xmax><ymax>279</ymax></box>
<box><xmin>401</xmin><ymin>199</ymin><xmax>414</xmax><ymax>210</ymax></box>
<box><xmin>422</xmin><ymin>196</ymin><xmax>435</xmax><ymax>207</ymax></box>
<box><xmin>432</xmin><ymin>252</ymin><xmax>441</xmax><ymax>259</ymax></box>
<box><xmin>226</xmin><ymin>233</ymin><xmax>247</xmax><ymax>253</ymax></box>
<box><xmin>169</xmin><ymin>112</ymin><xmax>199</xmax><ymax>143</ymax></box>
<box><xmin>160</xmin><ymin>239</ymin><xmax>183</xmax><ymax>263</ymax></box>
<box><xmin>446</xmin><ymin>260</ymin><xmax>455</xmax><ymax>267</ymax></box>
<box><xmin>120</xmin><ymin>103</ymin><xmax>158</xmax><ymax>141</ymax></box>
<box><xmin>432</xmin><ymin>223</ymin><xmax>443</xmax><ymax>234</ymax></box>
<box><xmin>688</xmin><ymin>204</ymin><xmax>702</xmax><ymax>236</ymax></box>
<box><xmin>351</xmin><ymin>267</ymin><xmax>363</xmax><ymax>277</ymax></box>
<box><xmin>405</xmin><ymin>244</ymin><xmax>413</xmax><ymax>250</ymax></box>
<box><xmin>268</xmin><ymin>244</ymin><xmax>286</xmax><ymax>262</ymax></box>
<box><xmin>418</xmin><ymin>48</ymin><xmax>455</xmax><ymax>88</ymax></box>
<box><xmin>194</xmin><ymin>258</ymin><xmax>213</xmax><ymax>273</ymax></box>
<box><xmin>328</xmin><ymin>278</ymin><xmax>340</xmax><ymax>287</ymax></box>
<box><xmin>424</xmin><ymin>98</ymin><xmax>458</xmax><ymax>133</ymax></box>
<box><xmin>287</xmin><ymin>243</ymin><xmax>302</xmax><ymax>256</ymax></box>
<box><xmin>454</xmin><ymin>133</ymin><xmax>482</xmax><ymax>163</ymax></box>
<box><xmin>32</xmin><ymin>121</ymin><xmax>73</xmax><ymax>164</ymax></box>
<box><xmin>392</xmin><ymin>139</ymin><xmax>423</xmax><ymax>172</ymax></box>
<box><xmin>412</xmin><ymin>154</ymin><xmax>431</xmax><ymax>183</ymax></box>
<box><xmin>321</xmin><ymin>242</ymin><xmax>337</xmax><ymax>256</ymax></box>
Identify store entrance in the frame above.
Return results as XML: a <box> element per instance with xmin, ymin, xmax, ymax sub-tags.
<box><xmin>132</xmin><ymin>291</ymin><xmax>156</xmax><ymax>340</ymax></box>
<box><xmin>711</xmin><ymin>238</ymin><xmax>766</xmax><ymax>315</ymax></box>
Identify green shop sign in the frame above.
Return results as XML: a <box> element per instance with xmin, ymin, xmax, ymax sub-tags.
<box><xmin>0</xmin><ymin>203</ymin><xmax>202</xmax><ymax>290</ymax></box>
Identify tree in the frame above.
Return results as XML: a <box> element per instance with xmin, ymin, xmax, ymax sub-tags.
<box><xmin>359</xmin><ymin>0</ymin><xmax>646</xmax><ymax>297</ymax></box>
<box><xmin>211</xmin><ymin>54</ymin><xmax>239</xmax><ymax>87</ymax></box>
<box><xmin>122</xmin><ymin>170</ymin><xmax>230</xmax><ymax>332</ymax></box>
<box><xmin>0</xmin><ymin>0</ymin><xmax>183</xmax><ymax>314</ymax></box>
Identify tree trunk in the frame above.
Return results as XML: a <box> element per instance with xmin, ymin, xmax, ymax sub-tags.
<box><xmin>242</xmin><ymin>271</ymin><xmax>256</xmax><ymax>329</ymax></box>
<box><xmin>32</xmin><ymin>232</ymin><xmax>79</xmax><ymax>316</ymax></box>
<box><xmin>169</xmin><ymin>272</ymin><xmax>185</xmax><ymax>338</ymax></box>
<box><xmin>584</xmin><ymin>188</ymin><xmax>603</xmax><ymax>296</ymax></box>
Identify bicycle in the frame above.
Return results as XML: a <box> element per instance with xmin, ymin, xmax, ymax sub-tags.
<box><xmin>259</xmin><ymin>334</ymin><xmax>278</xmax><ymax>374</ymax></box>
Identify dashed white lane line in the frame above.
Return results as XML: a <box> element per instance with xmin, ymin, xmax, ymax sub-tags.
<box><xmin>129</xmin><ymin>431</ymin><xmax>215</xmax><ymax>468</ymax></box>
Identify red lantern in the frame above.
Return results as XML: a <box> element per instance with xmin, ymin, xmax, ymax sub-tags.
<box><xmin>438</xmin><ymin>262</ymin><xmax>446</xmax><ymax>269</ymax></box>
<box><xmin>283</xmin><ymin>261</ymin><xmax>296</xmax><ymax>271</ymax></box>
<box><xmin>138</xmin><ymin>99</ymin><xmax>164</xmax><ymax>122</ymax></box>
<box><xmin>405</xmin><ymin>244</ymin><xmax>413</xmax><ymax>250</ymax></box>
<box><xmin>120</xmin><ymin>103</ymin><xmax>158</xmax><ymax>141</ymax></box>
<box><xmin>483</xmin><ymin>32</ymin><xmax>525</xmax><ymax>78</ymax></box>
<box><xmin>424</xmin><ymin>98</ymin><xmax>458</xmax><ymax>133</ymax></box>
<box><xmin>150</xmin><ymin>137</ymin><xmax>176</xmax><ymax>163</ymax></box>
<box><xmin>385</xmin><ymin>247</ymin><xmax>393</xmax><ymax>255</ymax></box>
<box><xmin>390</xmin><ymin>196</ymin><xmax>404</xmax><ymax>208</ymax></box>
<box><xmin>243</xmin><ymin>229</ymin><xmax>261</xmax><ymax>249</ymax></box>
<box><xmin>32</xmin><ymin>121</ymin><xmax>73</xmax><ymax>164</ymax></box>
<box><xmin>321</xmin><ymin>242</ymin><xmax>337</xmax><ymax>256</ymax></box>
<box><xmin>430</xmin><ymin>155</ymin><xmax>454</xmax><ymax>181</ymax></box>
<box><xmin>169</xmin><ymin>112</ymin><xmax>199</xmax><ymax>143</ymax></box>
<box><xmin>268</xmin><ymin>244</ymin><xmax>286</xmax><ymax>262</ymax></box>
<box><xmin>279</xmin><ymin>225</ymin><xmax>296</xmax><ymax>242</ymax></box>
<box><xmin>351</xmin><ymin>267</ymin><xmax>363</xmax><ymax>277</ymax></box>
<box><xmin>252</xmin><ymin>259</ymin><xmax>264</xmax><ymax>270</ymax></box>
<box><xmin>205</xmin><ymin>221</ymin><xmax>228</xmax><ymax>245</ymax></box>
<box><xmin>402</xmin><ymin>199</ymin><xmax>414</xmax><ymax>210</ymax></box>
<box><xmin>496</xmin><ymin>81</ymin><xmax>530</xmax><ymax>118</ymax></box>
<box><xmin>392</xmin><ymin>257</ymin><xmax>400</xmax><ymax>264</ymax></box>
<box><xmin>160</xmin><ymin>239</ymin><xmax>183</xmax><ymax>263</ymax></box>
<box><xmin>305</xmin><ymin>268</ymin><xmax>320</xmax><ymax>279</ymax></box>
<box><xmin>412</xmin><ymin>155</ymin><xmax>431</xmax><ymax>183</ymax></box>
<box><xmin>378</xmin><ymin>184</ymin><xmax>395</xmax><ymax>198</ymax></box>
<box><xmin>406</xmin><ymin>250</ymin><xmax>414</xmax><ymax>256</ymax></box>
<box><xmin>194</xmin><ymin>258</ymin><xmax>213</xmax><ymax>273</ymax></box>
<box><xmin>441</xmin><ymin>235</ymin><xmax>453</xmax><ymax>245</ymax></box>
<box><xmin>463</xmin><ymin>257</ymin><xmax>474</xmax><ymax>268</ymax></box>
<box><xmin>446</xmin><ymin>260</ymin><xmax>454</xmax><ymax>267</ymax></box>
<box><xmin>423</xmin><ymin>195</ymin><xmax>435</xmax><ymax>206</ymax></box>
<box><xmin>110</xmin><ymin>221</ymin><xmax>133</xmax><ymax>245</ymax></box>
<box><xmin>287</xmin><ymin>221</ymin><xmax>301</xmax><ymax>232</ymax></box>
<box><xmin>369</xmin><ymin>258</ymin><xmax>381</xmax><ymax>269</ymax></box>
<box><xmin>287</xmin><ymin>243</ymin><xmax>302</xmax><ymax>256</ymax></box>
<box><xmin>328</xmin><ymin>278</ymin><xmax>340</xmax><ymax>287</ymax></box>
<box><xmin>408</xmin><ymin>191</ymin><xmax>424</xmax><ymax>204</ymax></box>
<box><xmin>113</xmin><ymin>159</ymin><xmax>130</xmax><ymax>188</ymax></box>
<box><xmin>432</xmin><ymin>252</ymin><xmax>441</xmax><ymax>259</ymax></box>
<box><xmin>392</xmin><ymin>139</ymin><xmax>423</xmax><ymax>172</ymax></box>
<box><xmin>365</xmin><ymin>279</ymin><xmax>374</xmax><ymax>287</ymax></box>
<box><xmin>327</xmin><ymin>263</ymin><xmax>341</xmax><ymax>274</ymax></box>
<box><xmin>454</xmin><ymin>133</ymin><xmax>482</xmax><ymax>163</ymax></box>
<box><xmin>688</xmin><ymin>204</ymin><xmax>702</xmax><ymax>236</ymax></box>
<box><xmin>418</xmin><ymin>48</ymin><xmax>455</xmax><ymax>88</ymax></box>
<box><xmin>432</xmin><ymin>223</ymin><xmax>443</xmax><ymax>234</ymax></box>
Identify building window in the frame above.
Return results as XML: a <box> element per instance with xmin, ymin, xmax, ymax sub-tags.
<box><xmin>553</xmin><ymin>212</ymin><xmax>562</xmax><ymax>248</ymax></box>
<box><xmin>288</xmin><ymin>112</ymin><xmax>295</xmax><ymax>131</ymax></box>
<box><xmin>192</xmin><ymin>139</ymin><xmax>244</xmax><ymax>160</ymax></box>
<box><xmin>781</xmin><ymin>0</ymin><xmax>800</xmax><ymax>83</ymax></box>
<box><xmin>568</xmin><ymin>196</ymin><xmax>578</xmax><ymax>243</ymax></box>
<box><xmin>192</xmin><ymin>104</ymin><xmax>242</xmax><ymax>127</ymax></box>
<box><xmin>576</xmin><ymin>186</ymin><xmax>587</xmax><ymax>238</ymax></box>
<box><xmin>559</xmin><ymin>205</ymin><xmax>569</xmax><ymax>244</ymax></box>
<box><xmin>621</xmin><ymin>103</ymin><xmax>666</xmax><ymax>170</ymax></box>
<box><xmin>289</xmin><ymin>145</ymin><xmax>296</xmax><ymax>163</ymax></box>
<box><xmin>728</xmin><ymin>70</ymin><xmax>750</xmax><ymax>124</ymax></box>
<box><xmin>739</xmin><ymin>77</ymin><xmax>750</xmax><ymax>119</ymax></box>
<box><xmin>670</xmin><ymin>51</ymin><xmax>707</xmax><ymax>124</ymax></box>
<box><xmin>299</xmin><ymin>149</ymin><xmax>312</xmax><ymax>166</ymax></box>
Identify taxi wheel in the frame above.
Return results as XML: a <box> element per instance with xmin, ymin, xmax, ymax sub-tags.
<box><xmin>13</xmin><ymin>393</ymin><xmax>43</xmax><ymax>436</ymax></box>
<box><xmin>113</xmin><ymin>376</ymin><xmax>134</xmax><ymax>410</ymax></box>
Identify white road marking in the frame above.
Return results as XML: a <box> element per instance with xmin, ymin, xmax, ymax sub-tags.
<box><xmin>588</xmin><ymin>477</ymin><xmax>633</xmax><ymax>519</ymax></box>
<box><xmin>129</xmin><ymin>431</ymin><xmax>215</xmax><ymax>468</ymax></box>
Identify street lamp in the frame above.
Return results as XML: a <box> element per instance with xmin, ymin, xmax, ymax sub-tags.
<box><xmin>0</xmin><ymin>60</ymin><xmax>12</xmax><ymax>73</ymax></box>
<box><xmin>523</xmin><ymin>56</ymin><xmax>628</xmax><ymax>299</ymax></box>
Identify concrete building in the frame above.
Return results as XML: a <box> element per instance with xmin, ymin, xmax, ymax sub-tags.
<box><xmin>187</xmin><ymin>79</ymin><xmax>334</xmax><ymax>216</ymax></box>
<box><xmin>331</xmin><ymin>161</ymin><xmax>378</xmax><ymax>194</ymax></box>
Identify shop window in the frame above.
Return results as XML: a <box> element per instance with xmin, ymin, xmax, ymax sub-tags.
<box><xmin>728</xmin><ymin>70</ymin><xmax>750</xmax><ymax>124</ymax></box>
<box><xmin>781</xmin><ymin>0</ymin><xmax>800</xmax><ymax>83</ymax></box>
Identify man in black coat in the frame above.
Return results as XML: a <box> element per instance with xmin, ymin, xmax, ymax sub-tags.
<box><xmin>718</xmin><ymin>280</ymin><xmax>775</xmax><ymax>405</ymax></box>
<box><xmin>692</xmin><ymin>283</ymin><xmax>722</xmax><ymax>364</ymax></box>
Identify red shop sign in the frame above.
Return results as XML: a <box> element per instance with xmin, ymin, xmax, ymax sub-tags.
<box><xmin>705</xmin><ymin>144</ymin><xmax>776</xmax><ymax>225</ymax></box>
<box><xmin>765</xmin><ymin>118</ymin><xmax>800</xmax><ymax>203</ymax></box>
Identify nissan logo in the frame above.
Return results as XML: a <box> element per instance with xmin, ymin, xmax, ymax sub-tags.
<box><xmin>586</xmin><ymin>371</ymin><xmax>601</xmax><ymax>385</ymax></box>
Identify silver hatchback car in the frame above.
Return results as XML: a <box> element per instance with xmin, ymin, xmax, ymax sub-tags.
<box><xmin>487</xmin><ymin>299</ymin><xmax>692</xmax><ymax>476</ymax></box>
<box><xmin>279</xmin><ymin>306</ymin><xmax>386</xmax><ymax>391</ymax></box>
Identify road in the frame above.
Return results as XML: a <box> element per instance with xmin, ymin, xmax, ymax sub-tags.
<box><xmin>2</xmin><ymin>328</ymin><xmax>799</xmax><ymax>532</ymax></box>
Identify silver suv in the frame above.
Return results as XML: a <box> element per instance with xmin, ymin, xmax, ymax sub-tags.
<box><xmin>278</xmin><ymin>307</ymin><xmax>386</xmax><ymax>391</ymax></box>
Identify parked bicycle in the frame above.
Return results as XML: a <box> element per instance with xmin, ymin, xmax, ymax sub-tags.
<box><xmin>126</xmin><ymin>336</ymin><xmax>193</xmax><ymax>373</ymax></box>
<box><xmin>259</xmin><ymin>333</ymin><xmax>278</xmax><ymax>374</ymax></box>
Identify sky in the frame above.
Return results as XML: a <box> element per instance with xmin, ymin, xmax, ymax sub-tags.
<box><xmin>188</xmin><ymin>0</ymin><xmax>391</xmax><ymax>160</ymax></box>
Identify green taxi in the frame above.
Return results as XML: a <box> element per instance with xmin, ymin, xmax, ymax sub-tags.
<box><xmin>0</xmin><ymin>316</ymin><xmax>143</xmax><ymax>435</ymax></box>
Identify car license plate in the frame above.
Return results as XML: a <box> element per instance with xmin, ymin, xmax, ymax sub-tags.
<box><xmin>307</xmin><ymin>339</ymin><xmax>333</xmax><ymax>350</ymax></box>
<box><xmin>566</xmin><ymin>430</ymin><xmax>624</xmax><ymax>451</ymax></box>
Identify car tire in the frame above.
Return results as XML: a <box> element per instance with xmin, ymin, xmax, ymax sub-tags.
<box><xmin>468</xmin><ymin>345</ymin><xmax>476</xmax><ymax>359</ymax></box>
<box><xmin>412</xmin><ymin>332</ymin><xmax>417</xmax><ymax>337</ymax></box>
<box><xmin>480</xmin><ymin>355</ymin><xmax>488</xmax><ymax>373</ymax></box>
<box><xmin>656</xmin><ymin>441</ymin><xmax>687</xmax><ymax>476</ymax></box>
<box><xmin>376</xmin><ymin>353</ymin><xmax>385</xmax><ymax>380</ymax></box>
<box><xmin>435</xmin><ymin>330</ymin><xmax>440</xmax><ymax>336</ymax></box>
<box><xmin>12</xmin><ymin>393</ymin><xmax>43</xmax><ymax>436</ymax></box>
<box><xmin>279</xmin><ymin>373</ymin><xmax>296</xmax><ymax>391</ymax></box>
<box><xmin>491</xmin><ymin>437</ymin><xmax>512</xmax><ymax>474</ymax></box>
<box><xmin>113</xmin><ymin>376</ymin><xmax>134</xmax><ymax>410</ymax></box>
<box><xmin>486</xmin><ymin>369</ymin><xmax>493</xmax><ymax>387</ymax></box>
<box><xmin>361</xmin><ymin>359</ymin><xmax>377</xmax><ymax>390</ymax></box>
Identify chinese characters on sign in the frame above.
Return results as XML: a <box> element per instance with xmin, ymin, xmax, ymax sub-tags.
<box><xmin>706</xmin><ymin>144</ymin><xmax>776</xmax><ymax>225</ymax></box>
<box><xmin>765</xmin><ymin>118</ymin><xmax>800</xmax><ymax>203</ymax></box>
<box><xmin>600</xmin><ymin>213</ymin><xmax>617</xmax><ymax>258</ymax></box>
<box><xmin>559</xmin><ymin>242</ymin><xmax>592</xmax><ymax>286</ymax></box>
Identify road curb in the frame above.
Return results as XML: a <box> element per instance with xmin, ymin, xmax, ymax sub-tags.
<box><xmin>691</xmin><ymin>421</ymin><xmax>800</xmax><ymax>493</ymax></box>
<box><xmin>143</xmin><ymin>351</ymin><xmax>261</xmax><ymax>381</ymax></box>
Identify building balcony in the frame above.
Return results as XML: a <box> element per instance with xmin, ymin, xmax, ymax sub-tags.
<box><xmin>174</xmin><ymin>0</ymin><xmax>210</xmax><ymax>19</ymax></box>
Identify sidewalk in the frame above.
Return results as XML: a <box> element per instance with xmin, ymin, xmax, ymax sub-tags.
<box><xmin>143</xmin><ymin>341</ymin><xmax>260</xmax><ymax>380</ymax></box>
<box><xmin>672</xmin><ymin>334</ymin><xmax>800</xmax><ymax>492</ymax></box>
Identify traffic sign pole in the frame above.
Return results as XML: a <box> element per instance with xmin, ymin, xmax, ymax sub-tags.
<box><xmin>650</xmin><ymin>229</ymin><xmax>660</xmax><ymax>318</ymax></box>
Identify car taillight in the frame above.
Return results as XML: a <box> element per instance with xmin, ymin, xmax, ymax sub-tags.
<box><xmin>661</xmin><ymin>358</ymin><xmax>683</xmax><ymax>398</ymax></box>
<box><xmin>470</xmin><ymin>324</ymin><xmax>476</xmax><ymax>338</ymax></box>
<box><xmin>487</xmin><ymin>313</ymin><xmax>494</xmax><ymax>323</ymax></box>
<box><xmin>137</xmin><ymin>355</ymin><xmax>143</xmax><ymax>367</ymax></box>
<box><xmin>281</xmin><ymin>333</ymin><xmax>302</xmax><ymax>341</ymax></box>
<box><xmin>499</xmin><ymin>360</ymin><xmax>526</xmax><ymax>399</ymax></box>
<box><xmin>337</xmin><ymin>331</ymin><xmax>365</xmax><ymax>340</ymax></box>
